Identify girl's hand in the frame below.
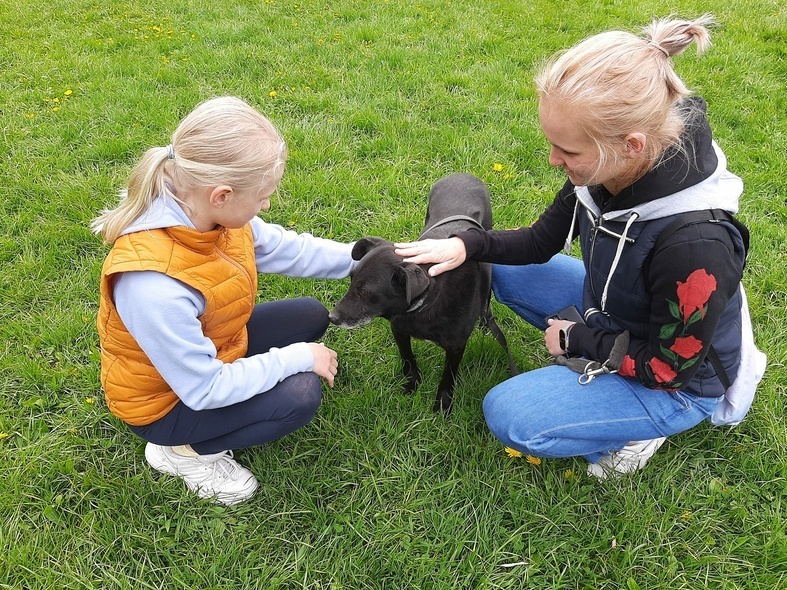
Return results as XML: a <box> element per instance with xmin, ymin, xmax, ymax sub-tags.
<box><xmin>545</xmin><ymin>319</ymin><xmax>575</xmax><ymax>357</ymax></box>
<box><xmin>394</xmin><ymin>237</ymin><xmax>467</xmax><ymax>277</ymax></box>
<box><xmin>309</xmin><ymin>342</ymin><xmax>338</xmax><ymax>387</ymax></box>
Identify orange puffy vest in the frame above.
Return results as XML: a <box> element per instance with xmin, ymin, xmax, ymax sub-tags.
<box><xmin>97</xmin><ymin>225</ymin><xmax>257</xmax><ymax>425</ymax></box>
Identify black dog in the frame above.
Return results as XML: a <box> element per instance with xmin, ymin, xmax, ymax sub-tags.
<box><xmin>329</xmin><ymin>173</ymin><xmax>515</xmax><ymax>415</ymax></box>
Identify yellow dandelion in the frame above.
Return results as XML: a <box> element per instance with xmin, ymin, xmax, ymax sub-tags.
<box><xmin>269</xmin><ymin>90</ymin><xmax>278</xmax><ymax>98</ymax></box>
<box><xmin>85</xmin><ymin>397</ymin><xmax>95</xmax><ymax>405</ymax></box>
<box><xmin>52</xmin><ymin>107</ymin><xmax>60</xmax><ymax>112</ymax></box>
<box><xmin>64</xmin><ymin>89</ymin><xmax>73</xmax><ymax>96</ymax></box>
<box><xmin>53</xmin><ymin>97</ymin><xmax>60</xmax><ymax>103</ymax></box>
<box><xmin>525</xmin><ymin>455</ymin><xmax>541</xmax><ymax>465</ymax></box>
<box><xmin>492</xmin><ymin>163</ymin><xmax>503</xmax><ymax>172</ymax></box>
<box><xmin>0</xmin><ymin>433</ymin><xmax>9</xmax><ymax>440</ymax></box>
<box><xmin>564</xmin><ymin>469</ymin><xmax>574</xmax><ymax>479</ymax></box>
<box><xmin>504</xmin><ymin>446</ymin><xmax>523</xmax><ymax>458</ymax></box>
<box><xmin>24</xmin><ymin>113</ymin><xmax>35</xmax><ymax>119</ymax></box>
<box><xmin>680</xmin><ymin>510</ymin><xmax>692</xmax><ymax>521</ymax></box>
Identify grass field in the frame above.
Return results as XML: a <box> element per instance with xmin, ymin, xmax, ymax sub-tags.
<box><xmin>1</xmin><ymin>0</ymin><xmax>785</xmax><ymax>588</ymax></box>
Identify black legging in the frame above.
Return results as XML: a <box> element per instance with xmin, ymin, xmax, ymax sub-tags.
<box><xmin>129</xmin><ymin>297</ymin><xmax>329</xmax><ymax>454</ymax></box>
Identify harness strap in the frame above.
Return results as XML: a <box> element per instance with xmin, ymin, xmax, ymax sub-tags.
<box><xmin>706</xmin><ymin>346</ymin><xmax>732</xmax><ymax>390</ymax></box>
<box><xmin>418</xmin><ymin>214</ymin><xmax>486</xmax><ymax>239</ymax></box>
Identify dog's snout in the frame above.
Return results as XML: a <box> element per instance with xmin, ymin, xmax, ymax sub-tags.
<box><xmin>328</xmin><ymin>310</ymin><xmax>340</xmax><ymax>325</ymax></box>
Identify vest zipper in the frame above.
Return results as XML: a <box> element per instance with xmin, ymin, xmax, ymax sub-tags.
<box><xmin>213</xmin><ymin>238</ymin><xmax>254</xmax><ymax>290</ymax></box>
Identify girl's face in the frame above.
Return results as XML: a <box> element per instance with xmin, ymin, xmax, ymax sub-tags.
<box><xmin>539</xmin><ymin>97</ymin><xmax>636</xmax><ymax>194</ymax></box>
<box><xmin>215</xmin><ymin>165</ymin><xmax>285</xmax><ymax>229</ymax></box>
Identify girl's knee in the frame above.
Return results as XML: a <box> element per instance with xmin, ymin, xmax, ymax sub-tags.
<box><xmin>290</xmin><ymin>372</ymin><xmax>322</xmax><ymax>416</ymax></box>
<box><xmin>301</xmin><ymin>297</ymin><xmax>330</xmax><ymax>335</ymax></box>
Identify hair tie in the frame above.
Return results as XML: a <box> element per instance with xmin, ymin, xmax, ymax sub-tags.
<box><xmin>648</xmin><ymin>40</ymin><xmax>670</xmax><ymax>58</ymax></box>
<box><xmin>166</xmin><ymin>144</ymin><xmax>175</xmax><ymax>160</ymax></box>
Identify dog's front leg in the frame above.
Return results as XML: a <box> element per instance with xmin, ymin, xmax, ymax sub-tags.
<box><xmin>391</xmin><ymin>327</ymin><xmax>421</xmax><ymax>395</ymax></box>
<box><xmin>433</xmin><ymin>345</ymin><xmax>466</xmax><ymax>416</ymax></box>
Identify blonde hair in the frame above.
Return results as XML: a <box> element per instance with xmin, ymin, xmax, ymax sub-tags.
<box><xmin>92</xmin><ymin>96</ymin><xmax>287</xmax><ymax>243</ymax></box>
<box><xmin>535</xmin><ymin>15</ymin><xmax>714</xmax><ymax>180</ymax></box>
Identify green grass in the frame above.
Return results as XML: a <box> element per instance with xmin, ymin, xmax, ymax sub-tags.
<box><xmin>1</xmin><ymin>0</ymin><xmax>785</xmax><ymax>588</ymax></box>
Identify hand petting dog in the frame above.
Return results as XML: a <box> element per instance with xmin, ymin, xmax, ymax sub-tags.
<box><xmin>394</xmin><ymin>237</ymin><xmax>467</xmax><ymax>277</ymax></box>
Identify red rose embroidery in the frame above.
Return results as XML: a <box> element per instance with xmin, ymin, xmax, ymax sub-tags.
<box><xmin>649</xmin><ymin>357</ymin><xmax>677</xmax><ymax>384</ymax></box>
<box><xmin>670</xmin><ymin>335</ymin><xmax>704</xmax><ymax>359</ymax></box>
<box><xmin>619</xmin><ymin>355</ymin><xmax>636</xmax><ymax>378</ymax></box>
<box><xmin>676</xmin><ymin>269</ymin><xmax>717</xmax><ymax>322</ymax></box>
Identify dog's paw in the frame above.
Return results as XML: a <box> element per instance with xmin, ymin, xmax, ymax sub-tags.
<box><xmin>432</xmin><ymin>392</ymin><xmax>453</xmax><ymax>416</ymax></box>
<box><xmin>403</xmin><ymin>374</ymin><xmax>421</xmax><ymax>395</ymax></box>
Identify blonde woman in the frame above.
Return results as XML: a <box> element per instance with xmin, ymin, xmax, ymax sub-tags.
<box><xmin>396</xmin><ymin>16</ymin><xmax>758</xmax><ymax>478</ymax></box>
<box><xmin>94</xmin><ymin>97</ymin><xmax>355</xmax><ymax>504</ymax></box>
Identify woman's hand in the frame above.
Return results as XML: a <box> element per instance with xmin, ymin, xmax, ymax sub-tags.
<box><xmin>309</xmin><ymin>342</ymin><xmax>338</xmax><ymax>387</ymax></box>
<box><xmin>545</xmin><ymin>319</ymin><xmax>575</xmax><ymax>357</ymax></box>
<box><xmin>394</xmin><ymin>237</ymin><xmax>467</xmax><ymax>277</ymax></box>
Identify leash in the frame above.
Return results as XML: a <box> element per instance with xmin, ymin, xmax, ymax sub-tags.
<box><xmin>556</xmin><ymin>330</ymin><xmax>630</xmax><ymax>384</ymax></box>
<box><xmin>481</xmin><ymin>307</ymin><xmax>519</xmax><ymax>377</ymax></box>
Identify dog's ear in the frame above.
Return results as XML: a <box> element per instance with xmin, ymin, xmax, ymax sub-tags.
<box><xmin>351</xmin><ymin>237</ymin><xmax>389</xmax><ymax>261</ymax></box>
<box><xmin>395</xmin><ymin>264</ymin><xmax>430</xmax><ymax>305</ymax></box>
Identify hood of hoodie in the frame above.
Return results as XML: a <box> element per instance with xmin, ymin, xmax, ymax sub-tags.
<box><xmin>121</xmin><ymin>193</ymin><xmax>196</xmax><ymax>237</ymax></box>
<box><xmin>574</xmin><ymin>97</ymin><xmax>743</xmax><ymax>223</ymax></box>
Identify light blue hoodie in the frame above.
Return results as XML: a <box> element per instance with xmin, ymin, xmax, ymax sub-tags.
<box><xmin>112</xmin><ymin>196</ymin><xmax>355</xmax><ymax>411</ymax></box>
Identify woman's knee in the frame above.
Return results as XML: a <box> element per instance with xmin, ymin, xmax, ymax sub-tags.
<box><xmin>482</xmin><ymin>383</ymin><xmax>514</xmax><ymax>438</ymax></box>
<box><xmin>491</xmin><ymin>264</ymin><xmax>515</xmax><ymax>305</ymax></box>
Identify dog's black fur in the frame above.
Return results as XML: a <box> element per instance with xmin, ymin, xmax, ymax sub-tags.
<box><xmin>329</xmin><ymin>173</ymin><xmax>505</xmax><ymax>415</ymax></box>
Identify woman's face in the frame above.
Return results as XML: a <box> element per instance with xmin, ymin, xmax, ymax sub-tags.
<box><xmin>539</xmin><ymin>97</ymin><xmax>634</xmax><ymax>193</ymax></box>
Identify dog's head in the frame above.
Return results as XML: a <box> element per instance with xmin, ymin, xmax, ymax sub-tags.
<box><xmin>328</xmin><ymin>237</ymin><xmax>431</xmax><ymax>328</ymax></box>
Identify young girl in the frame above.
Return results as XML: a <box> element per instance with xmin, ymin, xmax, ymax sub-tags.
<box><xmin>396</xmin><ymin>16</ymin><xmax>761</xmax><ymax>478</ymax></box>
<box><xmin>93</xmin><ymin>96</ymin><xmax>355</xmax><ymax>504</ymax></box>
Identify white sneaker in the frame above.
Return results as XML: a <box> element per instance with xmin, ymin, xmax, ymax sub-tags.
<box><xmin>145</xmin><ymin>443</ymin><xmax>258</xmax><ymax>505</ymax></box>
<box><xmin>586</xmin><ymin>437</ymin><xmax>667</xmax><ymax>480</ymax></box>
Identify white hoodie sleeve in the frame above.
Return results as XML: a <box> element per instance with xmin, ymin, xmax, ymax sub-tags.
<box><xmin>250</xmin><ymin>217</ymin><xmax>355</xmax><ymax>278</ymax></box>
<box><xmin>113</xmin><ymin>270</ymin><xmax>315</xmax><ymax>411</ymax></box>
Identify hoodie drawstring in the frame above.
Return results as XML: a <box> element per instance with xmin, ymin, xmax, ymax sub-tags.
<box><xmin>600</xmin><ymin>212</ymin><xmax>639</xmax><ymax>310</ymax></box>
<box><xmin>564</xmin><ymin>198</ymin><xmax>580</xmax><ymax>254</ymax></box>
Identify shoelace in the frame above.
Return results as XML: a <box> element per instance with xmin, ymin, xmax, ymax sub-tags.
<box><xmin>198</xmin><ymin>451</ymin><xmax>239</xmax><ymax>482</ymax></box>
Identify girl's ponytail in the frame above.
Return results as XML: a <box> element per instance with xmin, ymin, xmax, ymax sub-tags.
<box><xmin>91</xmin><ymin>146</ymin><xmax>172</xmax><ymax>244</ymax></box>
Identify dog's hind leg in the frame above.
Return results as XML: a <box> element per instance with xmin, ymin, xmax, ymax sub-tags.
<box><xmin>433</xmin><ymin>344</ymin><xmax>466</xmax><ymax>416</ymax></box>
<box><xmin>392</xmin><ymin>327</ymin><xmax>421</xmax><ymax>395</ymax></box>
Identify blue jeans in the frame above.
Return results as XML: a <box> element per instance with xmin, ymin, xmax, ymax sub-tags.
<box><xmin>486</xmin><ymin>255</ymin><xmax>720</xmax><ymax>463</ymax></box>
<box><xmin>130</xmin><ymin>297</ymin><xmax>328</xmax><ymax>455</ymax></box>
